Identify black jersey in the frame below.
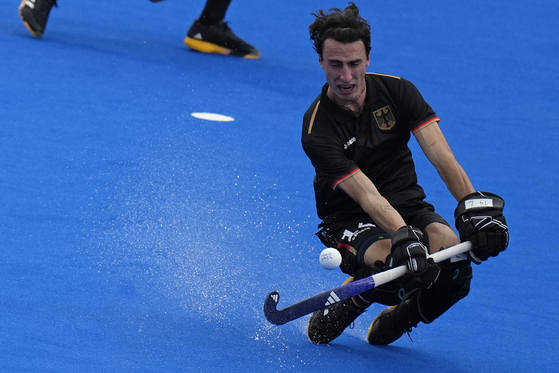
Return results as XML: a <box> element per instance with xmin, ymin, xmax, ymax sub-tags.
<box><xmin>302</xmin><ymin>73</ymin><xmax>439</xmax><ymax>220</ymax></box>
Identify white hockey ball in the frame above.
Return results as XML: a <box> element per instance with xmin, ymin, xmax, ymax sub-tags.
<box><xmin>319</xmin><ymin>248</ymin><xmax>342</xmax><ymax>270</ymax></box>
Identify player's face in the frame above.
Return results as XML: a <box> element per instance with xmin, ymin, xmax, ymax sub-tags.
<box><xmin>320</xmin><ymin>39</ymin><xmax>370</xmax><ymax>110</ymax></box>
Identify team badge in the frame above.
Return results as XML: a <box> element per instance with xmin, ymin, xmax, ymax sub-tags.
<box><xmin>373</xmin><ymin>106</ymin><xmax>396</xmax><ymax>130</ymax></box>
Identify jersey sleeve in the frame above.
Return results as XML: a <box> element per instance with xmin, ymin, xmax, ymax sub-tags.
<box><xmin>303</xmin><ymin>134</ymin><xmax>359</xmax><ymax>189</ymax></box>
<box><xmin>398</xmin><ymin>78</ymin><xmax>439</xmax><ymax>133</ymax></box>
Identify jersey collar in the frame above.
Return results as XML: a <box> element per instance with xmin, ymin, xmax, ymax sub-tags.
<box><xmin>320</xmin><ymin>77</ymin><xmax>375</xmax><ymax>123</ymax></box>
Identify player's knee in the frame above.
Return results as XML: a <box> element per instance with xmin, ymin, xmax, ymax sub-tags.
<box><xmin>337</xmin><ymin>236</ymin><xmax>390</xmax><ymax>276</ymax></box>
<box><xmin>362</xmin><ymin>239</ymin><xmax>391</xmax><ymax>265</ymax></box>
<box><xmin>425</xmin><ymin>223</ymin><xmax>460</xmax><ymax>253</ymax></box>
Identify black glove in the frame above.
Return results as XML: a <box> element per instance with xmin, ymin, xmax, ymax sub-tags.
<box><xmin>390</xmin><ymin>226</ymin><xmax>441</xmax><ymax>290</ymax></box>
<box><xmin>455</xmin><ymin>191</ymin><xmax>509</xmax><ymax>264</ymax></box>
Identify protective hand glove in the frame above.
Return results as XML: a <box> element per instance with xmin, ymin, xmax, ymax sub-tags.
<box><xmin>455</xmin><ymin>191</ymin><xmax>509</xmax><ymax>264</ymax></box>
<box><xmin>389</xmin><ymin>226</ymin><xmax>441</xmax><ymax>290</ymax></box>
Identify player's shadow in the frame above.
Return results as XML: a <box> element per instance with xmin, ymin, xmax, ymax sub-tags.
<box><xmin>324</xmin><ymin>337</ymin><xmax>470</xmax><ymax>373</ymax></box>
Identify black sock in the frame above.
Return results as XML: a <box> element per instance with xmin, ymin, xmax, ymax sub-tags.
<box><xmin>199</xmin><ymin>0</ymin><xmax>232</xmax><ymax>26</ymax></box>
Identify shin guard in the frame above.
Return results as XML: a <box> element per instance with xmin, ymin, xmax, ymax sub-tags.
<box><xmin>415</xmin><ymin>256</ymin><xmax>473</xmax><ymax>323</ymax></box>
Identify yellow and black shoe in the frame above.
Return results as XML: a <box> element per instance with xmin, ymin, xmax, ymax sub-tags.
<box><xmin>19</xmin><ymin>0</ymin><xmax>57</xmax><ymax>38</ymax></box>
<box><xmin>184</xmin><ymin>19</ymin><xmax>260</xmax><ymax>59</ymax></box>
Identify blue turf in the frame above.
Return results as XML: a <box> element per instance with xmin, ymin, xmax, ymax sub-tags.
<box><xmin>1</xmin><ymin>0</ymin><xmax>558</xmax><ymax>372</ymax></box>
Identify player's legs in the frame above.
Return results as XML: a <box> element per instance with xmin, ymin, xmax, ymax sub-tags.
<box><xmin>184</xmin><ymin>0</ymin><xmax>260</xmax><ymax>59</ymax></box>
<box><xmin>362</xmin><ymin>239</ymin><xmax>391</xmax><ymax>264</ymax></box>
<box><xmin>367</xmin><ymin>206</ymin><xmax>473</xmax><ymax>345</ymax></box>
<box><xmin>360</xmin><ymin>208</ymin><xmax>460</xmax><ymax>264</ymax></box>
<box><xmin>309</xmin><ymin>204</ymin><xmax>473</xmax><ymax>345</ymax></box>
<box><xmin>425</xmin><ymin>222</ymin><xmax>460</xmax><ymax>253</ymax></box>
<box><xmin>19</xmin><ymin>0</ymin><xmax>58</xmax><ymax>38</ymax></box>
<box><xmin>308</xmin><ymin>217</ymin><xmax>403</xmax><ymax>344</ymax></box>
<box><xmin>199</xmin><ymin>0</ymin><xmax>231</xmax><ymax>24</ymax></box>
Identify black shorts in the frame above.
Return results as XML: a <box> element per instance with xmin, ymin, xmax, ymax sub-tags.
<box><xmin>316</xmin><ymin>201</ymin><xmax>450</xmax><ymax>266</ymax></box>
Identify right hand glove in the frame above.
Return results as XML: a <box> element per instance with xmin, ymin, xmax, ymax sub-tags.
<box><xmin>390</xmin><ymin>226</ymin><xmax>441</xmax><ymax>290</ymax></box>
<box><xmin>454</xmin><ymin>191</ymin><xmax>509</xmax><ymax>264</ymax></box>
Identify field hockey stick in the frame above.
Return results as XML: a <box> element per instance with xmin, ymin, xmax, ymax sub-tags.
<box><xmin>264</xmin><ymin>241</ymin><xmax>472</xmax><ymax>325</ymax></box>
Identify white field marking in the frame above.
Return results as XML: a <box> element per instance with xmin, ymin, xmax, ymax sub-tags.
<box><xmin>191</xmin><ymin>112</ymin><xmax>235</xmax><ymax>122</ymax></box>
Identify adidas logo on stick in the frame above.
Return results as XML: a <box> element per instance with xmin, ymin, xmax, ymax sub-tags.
<box><xmin>322</xmin><ymin>291</ymin><xmax>341</xmax><ymax>315</ymax></box>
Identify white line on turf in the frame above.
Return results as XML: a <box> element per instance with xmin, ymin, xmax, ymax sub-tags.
<box><xmin>191</xmin><ymin>112</ymin><xmax>235</xmax><ymax>122</ymax></box>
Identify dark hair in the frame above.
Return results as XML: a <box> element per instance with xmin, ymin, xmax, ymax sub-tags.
<box><xmin>309</xmin><ymin>2</ymin><xmax>371</xmax><ymax>59</ymax></box>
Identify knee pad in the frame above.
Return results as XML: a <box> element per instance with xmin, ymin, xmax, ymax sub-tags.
<box><xmin>416</xmin><ymin>257</ymin><xmax>473</xmax><ymax>323</ymax></box>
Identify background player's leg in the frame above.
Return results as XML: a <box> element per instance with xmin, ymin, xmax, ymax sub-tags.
<box><xmin>184</xmin><ymin>0</ymin><xmax>260</xmax><ymax>59</ymax></box>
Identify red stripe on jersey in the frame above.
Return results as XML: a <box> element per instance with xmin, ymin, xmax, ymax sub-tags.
<box><xmin>412</xmin><ymin>117</ymin><xmax>440</xmax><ymax>134</ymax></box>
<box><xmin>332</xmin><ymin>168</ymin><xmax>360</xmax><ymax>189</ymax></box>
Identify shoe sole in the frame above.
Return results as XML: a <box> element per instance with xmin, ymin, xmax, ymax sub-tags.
<box><xmin>184</xmin><ymin>37</ymin><xmax>260</xmax><ymax>60</ymax></box>
<box><xmin>18</xmin><ymin>0</ymin><xmax>43</xmax><ymax>38</ymax></box>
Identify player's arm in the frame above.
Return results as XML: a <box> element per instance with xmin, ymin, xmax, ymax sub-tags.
<box><xmin>414</xmin><ymin>121</ymin><xmax>508</xmax><ymax>263</ymax></box>
<box><xmin>413</xmin><ymin>121</ymin><xmax>475</xmax><ymax>201</ymax></box>
<box><xmin>337</xmin><ymin>170</ymin><xmax>405</xmax><ymax>234</ymax></box>
<box><xmin>338</xmin><ymin>171</ymin><xmax>440</xmax><ymax>286</ymax></box>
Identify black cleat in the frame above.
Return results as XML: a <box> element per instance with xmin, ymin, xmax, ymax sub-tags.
<box><xmin>184</xmin><ymin>19</ymin><xmax>260</xmax><ymax>59</ymax></box>
<box><xmin>19</xmin><ymin>0</ymin><xmax>57</xmax><ymax>38</ymax></box>
<box><xmin>367</xmin><ymin>294</ymin><xmax>418</xmax><ymax>345</ymax></box>
<box><xmin>307</xmin><ymin>277</ymin><xmax>366</xmax><ymax>344</ymax></box>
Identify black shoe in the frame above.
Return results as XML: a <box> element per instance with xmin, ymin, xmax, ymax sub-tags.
<box><xmin>367</xmin><ymin>292</ymin><xmax>419</xmax><ymax>345</ymax></box>
<box><xmin>184</xmin><ymin>19</ymin><xmax>260</xmax><ymax>59</ymax></box>
<box><xmin>19</xmin><ymin>0</ymin><xmax>57</xmax><ymax>38</ymax></box>
<box><xmin>307</xmin><ymin>277</ymin><xmax>366</xmax><ymax>344</ymax></box>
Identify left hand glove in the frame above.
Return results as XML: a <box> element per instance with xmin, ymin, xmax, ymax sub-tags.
<box><xmin>455</xmin><ymin>191</ymin><xmax>509</xmax><ymax>264</ymax></box>
<box><xmin>390</xmin><ymin>226</ymin><xmax>441</xmax><ymax>290</ymax></box>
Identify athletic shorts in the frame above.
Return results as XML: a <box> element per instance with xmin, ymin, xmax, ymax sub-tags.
<box><xmin>316</xmin><ymin>201</ymin><xmax>451</xmax><ymax>266</ymax></box>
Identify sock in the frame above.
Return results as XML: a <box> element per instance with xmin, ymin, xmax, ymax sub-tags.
<box><xmin>199</xmin><ymin>0</ymin><xmax>232</xmax><ymax>26</ymax></box>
